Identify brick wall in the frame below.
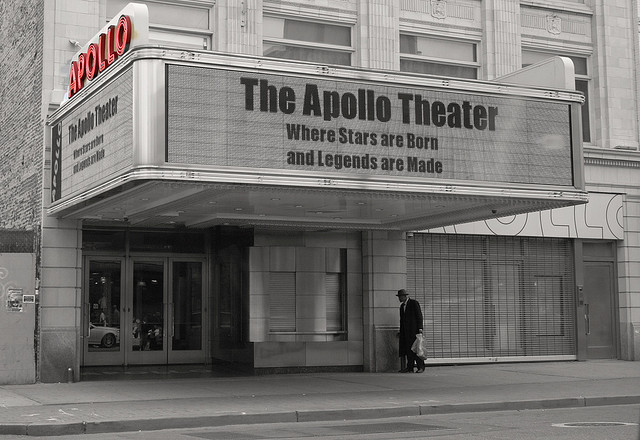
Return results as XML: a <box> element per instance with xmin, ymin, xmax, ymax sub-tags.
<box><xmin>0</xmin><ymin>0</ymin><xmax>44</xmax><ymax>232</ymax></box>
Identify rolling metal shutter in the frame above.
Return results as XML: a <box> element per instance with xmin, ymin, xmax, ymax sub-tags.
<box><xmin>407</xmin><ymin>234</ymin><xmax>576</xmax><ymax>362</ymax></box>
<box><xmin>269</xmin><ymin>272</ymin><xmax>296</xmax><ymax>332</ymax></box>
<box><xmin>325</xmin><ymin>273</ymin><xmax>343</xmax><ymax>332</ymax></box>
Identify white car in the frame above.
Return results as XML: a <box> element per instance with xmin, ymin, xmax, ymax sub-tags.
<box><xmin>88</xmin><ymin>323</ymin><xmax>120</xmax><ymax>348</ymax></box>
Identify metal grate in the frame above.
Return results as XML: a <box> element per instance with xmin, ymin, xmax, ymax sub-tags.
<box><xmin>269</xmin><ymin>272</ymin><xmax>296</xmax><ymax>332</ymax></box>
<box><xmin>0</xmin><ymin>230</ymin><xmax>35</xmax><ymax>252</ymax></box>
<box><xmin>325</xmin><ymin>273</ymin><xmax>343</xmax><ymax>332</ymax></box>
<box><xmin>408</xmin><ymin>234</ymin><xmax>576</xmax><ymax>359</ymax></box>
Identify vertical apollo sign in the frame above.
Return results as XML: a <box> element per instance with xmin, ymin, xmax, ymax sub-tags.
<box><xmin>51</xmin><ymin>123</ymin><xmax>63</xmax><ymax>202</ymax></box>
<box><xmin>51</xmin><ymin>5</ymin><xmax>145</xmax><ymax>203</ymax></box>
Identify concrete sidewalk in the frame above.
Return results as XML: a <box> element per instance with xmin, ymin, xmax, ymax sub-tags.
<box><xmin>1</xmin><ymin>360</ymin><xmax>639</xmax><ymax>436</ymax></box>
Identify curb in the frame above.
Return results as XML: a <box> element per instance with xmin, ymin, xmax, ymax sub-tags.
<box><xmin>2</xmin><ymin>396</ymin><xmax>640</xmax><ymax>437</ymax></box>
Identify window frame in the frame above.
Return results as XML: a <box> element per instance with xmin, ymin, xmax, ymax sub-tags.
<box><xmin>262</xmin><ymin>14</ymin><xmax>354</xmax><ymax>66</ymax></box>
<box><xmin>105</xmin><ymin>0</ymin><xmax>215</xmax><ymax>50</ymax></box>
<box><xmin>148</xmin><ymin>26</ymin><xmax>212</xmax><ymax>51</ymax></box>
<box><xmin>399</xmin><ymin>33</ymin><xmax>480</xmax><ymax>79</ymax></box>
<box><xmin>267</xmin><ymin>249</ymin><xmax>348</xmax><ymax>338</ymax></box>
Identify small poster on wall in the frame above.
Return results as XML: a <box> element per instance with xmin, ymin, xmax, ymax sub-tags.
<box><xmin>6</xmin><ymin>289</ymin><xmax>23</xmax><ymax>312</ymax></box>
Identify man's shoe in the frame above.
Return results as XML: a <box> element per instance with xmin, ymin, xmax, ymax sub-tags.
<box><xmin>400</xmin><ymin>367</ymin><xmax>414</xmax><ymax>373</ymax></box>
<box><xmin>415</xmin><ymin>368</ymin><xmax>425</xmax><ymax>373</ymax></box>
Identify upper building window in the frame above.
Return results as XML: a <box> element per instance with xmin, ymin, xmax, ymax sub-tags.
<box><xmin>107</xmin><ymin>0</ymin><xmax>214</xmax><ymax>50</ymax></box>
<box><xmin>263</xmin><ymin>16</ymin><xmax>352</xmax><ymax>66</ymax></box>
<box><xmin>400</xmin><ymin>34</ymin><xmax>479</xmax><ymax>79</ymax></box>
<box><xmin>522</xmin><ymin>50</ymin><xmax>591</xmax><ymax>143</ymax></box>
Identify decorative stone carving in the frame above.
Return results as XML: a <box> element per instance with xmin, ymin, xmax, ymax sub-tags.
<box><xmin>546</xmin><ymin>14</ymin><xmax>562</xmax><ymax>35</ymax></box>
<box><xmin>431</xmin><ymin>0</ymin><xmax>447</xmax><ymax>20</ymax></box>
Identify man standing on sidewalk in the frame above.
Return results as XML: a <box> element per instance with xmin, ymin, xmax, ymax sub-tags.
<box><xmin>397</xmin><ymin>289</ymin><xmax>425</xmax><ymax>373</ymax></box>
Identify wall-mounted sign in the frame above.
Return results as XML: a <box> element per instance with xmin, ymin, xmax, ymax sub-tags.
<box><xmin>68</xmin><ymin>15</ymin><xmax>132</xmax><ymax>99</ymax></box>
<box><xmin>427</xmin><ymin>193</ymin><xmax>623</xmax><ymax>240</ymax></box>
<box><xmin>166</xmin><ymin>65</ymin><xmax>575</xmax><ymax>187</ymax></box>
<box><xmin>52</xmin><ymin>69</ymin><xmax>134</xmax><ymax>202</ymax></box>
<box><xmin>6</xmin><ymin>289</ymin><xmax>23</xmax><ymax>312</ymax></box>
<box><xmin>64</xmin><ymin>2</ymin><xmax>148</xmax><ymax>102</ymax></box>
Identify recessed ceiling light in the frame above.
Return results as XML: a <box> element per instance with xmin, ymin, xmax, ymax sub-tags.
<box><xmin>234</xmin><ymin>207</ymin><xmax>243</xmax><ymax>211</ymax></box>
<box><xmin>295</xmin><ymin>205</ymin><xmax>303</xmax><ymax>208</ymax></box>
<box><xmin>271</xmin><ymin>198</ymin><xmax>280</xmax><ymax>201</ymax></box>
<box><xmin>357</xmin><ymin>202</ymin><xmax>366</xmax><ymax>205</ymax></box>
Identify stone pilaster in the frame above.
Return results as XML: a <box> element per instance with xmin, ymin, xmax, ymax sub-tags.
<box><xmin>588</xmin><ymin>0</ymin><xmax>639</xmax><ymax>149</ymax></box>
<box><xmin>357</xmin><ymin>0</ymin><xmax>400</xmax><ymax>70</ymax></box>
<box><xmin>362</xmin><ymin>231</ymin><xmax>407</xmax><ymax>372</ymax></box>
<box><xmin>482</xmin><ymin>0</ymin><xmax>521</xmax><ymax>79</ymax></box>
<box><xmin>217</xmin><ymin>0</ymin><xmax>261</xmax><ymax>55</ymax></box>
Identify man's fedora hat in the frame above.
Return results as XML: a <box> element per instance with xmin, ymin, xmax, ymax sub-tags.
<box><xmin>396</xmin><ymin>289</ymin><xmax>408</xmax><ymax>297</ymax></box>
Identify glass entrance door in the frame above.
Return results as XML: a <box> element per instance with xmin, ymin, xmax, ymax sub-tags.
<box><xmin>83</xmin><ymin>259</ymin><xmax>125</xmax><ymax>366</ymax></box>
<box><xmin>83</xmin><ymin>257</ymin><xmax>206</xmax><ymax>366</ymax></box>
<box><xmin>129</xmin><ymin>260</ymin><xmax>166</xmax><ymax>364</ymax></box>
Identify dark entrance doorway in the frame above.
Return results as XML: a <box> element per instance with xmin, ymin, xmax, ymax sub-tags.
<box><xmin>581</xmin><ymin>242</ymin><xmax>617</xmax><ymax>359</ymax></box>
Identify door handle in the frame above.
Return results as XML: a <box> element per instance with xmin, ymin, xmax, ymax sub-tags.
<box><xmin>584</xmin><ymin>303</ymin><xmax>590</xmax><ymax>335</ymax></box>
<box><xmin>85</xmin><ymin>303</ymin><xmax>90</xmax><ymax>337</ymax></box>
<box><xmin>168</xmin><ymin>303</ymin><xmax>174</xmax><ymax>338</ymax></box>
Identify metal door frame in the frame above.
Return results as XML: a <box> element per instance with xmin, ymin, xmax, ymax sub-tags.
<box><xmin>82</xmin><ymin>255</ymin><xmax>208</xmax><ymax>366</ymax></box>
<box><xmin>82</xmin><ymin>257</ymin><xmax>126</xmax><ymax>366</ymax></box>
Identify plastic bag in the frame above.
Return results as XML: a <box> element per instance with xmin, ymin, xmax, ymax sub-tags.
<box><xmin>411</xmin><ymin>334</ymin><xmax>428</xmax><ymax>360</ymax></box>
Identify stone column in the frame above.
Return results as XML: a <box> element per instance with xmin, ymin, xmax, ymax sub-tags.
<box><xmin>39</xmin><ymin>0</ymin><xmax>99</xmax><ymax>384</ymax></box>
<box><xmin>216</xmin><ymin>0</ymin><xmax>261</xmax><ymax>55</ymax></box>
<box><xmin>588</xmin><ymin>0</ymin><xmax>639</xmax><ymax>149</ymax></box>
<box><xmin>482</xmin><ymin>0</ymin><xmax>521</xmax><ymax>79</ymax></box>
<box><xmin>38</xmin><ymin>218</ymin><xmax>82</xmax><ymax>383</ymax></box>
<box><xmin>361</xmin><ymin>231</ymin><xmax>406</xmax><ymax>372</ymax></box>
<box><xmin>357</xmin><ymin>0</ymin><xmax>399</xmax><ymax>70</ymax></box>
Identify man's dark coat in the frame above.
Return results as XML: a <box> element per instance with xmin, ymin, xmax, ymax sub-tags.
<box><xmin>399</xmin><ymin>297</ymin><xmax>424</xmax><ymax>356</ymax></box>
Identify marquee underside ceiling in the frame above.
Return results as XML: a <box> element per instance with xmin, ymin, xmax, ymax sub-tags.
<box><xmin>50</xmin><ymin>180</ymin><xmax>587</xmax><ymax>232</ymax></box>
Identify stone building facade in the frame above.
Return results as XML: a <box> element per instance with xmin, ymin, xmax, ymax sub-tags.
<box><xmin>0</xmin><ymin>0</ymin><xmax>638</xmax><ymax>384</ymax></box>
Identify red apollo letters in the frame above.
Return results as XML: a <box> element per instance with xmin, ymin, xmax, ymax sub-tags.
<box><xmin>67</xmin><ymin>15</ymin><xmax>132</xmax><ymax>99</ymax></box>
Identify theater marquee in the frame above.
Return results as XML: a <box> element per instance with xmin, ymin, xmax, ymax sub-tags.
<box><xmin>48</xmin><ymin>44</ymin><xmax>586</xmax><ymax>229</ymax></box>
<box><xmin>167</xmin><ymin>65</ymin><xmax>574</xmax><ymax>187</ymax></box>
